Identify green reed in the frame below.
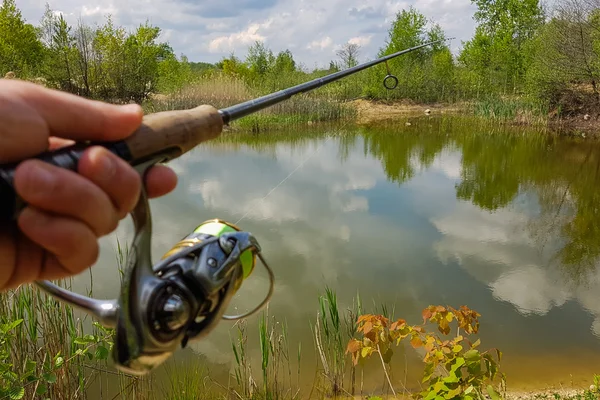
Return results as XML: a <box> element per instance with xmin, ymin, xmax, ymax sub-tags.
<box><xmin>231</xmin><ymin>306</ymin><xmax>300</xmax><ymax>400</ymax></box>
<box><xmin>472</xmin><ymin>95</ymin><xmax>550</xmax><ymax>126</ymax></box>
<box><xmin>0</xmin><ymin>275</ymin><xmax>114</xmax><ymax>399</ymax></box>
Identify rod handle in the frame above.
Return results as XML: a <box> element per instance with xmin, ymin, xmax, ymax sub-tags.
<box><xmin>0</xmin><ymin>105</ymin><xmax>224</xmax><ymax>222</ymax></box>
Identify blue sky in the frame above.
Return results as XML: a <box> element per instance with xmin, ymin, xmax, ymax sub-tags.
<box><xmin>18</xmin><ymin>0</ymin><xmax>480</xmax><ymax>69</ymax></box>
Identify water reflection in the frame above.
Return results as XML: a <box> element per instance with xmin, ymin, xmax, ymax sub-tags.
<box><xmin>79</xmin><ymin>116</ymin><xmax>600</xmax><ymax>393</ymax></box>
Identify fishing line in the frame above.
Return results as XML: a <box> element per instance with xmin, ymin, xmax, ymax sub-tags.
<box><xmin>234</xmin><ymin>134</ymin><xmax>332</xmax><ymax>225</ymax></box>
<box><xmin>233</xmin><ymin>116</ymin><xmax>357</xmax><ymax>225</ymax></box>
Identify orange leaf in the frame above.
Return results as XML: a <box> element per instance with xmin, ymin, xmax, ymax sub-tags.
<box><xmin>365</xmin><ymin>331</ymin><xmax>377</xmax><ymax>343</ymax></box>
<box><xmin>422</xmin><ymin>309</ymin><xmax>433</xmax><ymax>321</ymax></box>
<box><xmin>346</xmin><ymin>339</ymin><xmax>361</xmax><ymax>354</ymax></box>
<box><xmin>363</xmin><ymin>321</ymin><xmax>373</xmax><ymax>334</ymax></box>
<box><xmin>410</xmin><ymin>336</ymin><xmax>423</xmax><ymax>348</ymax></box>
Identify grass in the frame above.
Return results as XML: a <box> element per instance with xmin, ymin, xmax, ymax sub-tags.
<box><xmin>141</xmin><ymin>74</ymin><xmax>556</xmax><ymax>135</ymax></box>
<box><xmin>471</xmin><ymin>95</ymin><xmax>551</xmax><ymax>126</ymax></box>
<box><xmin>141</xmin><ymin>72</ymin><xmax>357</xmax><ymax>133</ymax></box>
<box><xmin>0</xmin><ymin>272</ymin><xmax>597</xmax><ymax>399</ymax></box>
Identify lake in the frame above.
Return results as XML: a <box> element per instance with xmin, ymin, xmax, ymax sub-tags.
<box><xmin>78</xmin><ymin>114</ymin><xmax>600</xmax><ymax>397</ymax></box>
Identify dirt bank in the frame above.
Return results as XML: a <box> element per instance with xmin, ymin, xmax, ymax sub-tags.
<box><xmin>349</xmin><ymin>99</ymin><xmax>468</xmax><ymax>125</ymax></box>
<box><xmin>348</xmin><ymin>97</ymin><xmax>600</xmax><ymax>138</ymax></box>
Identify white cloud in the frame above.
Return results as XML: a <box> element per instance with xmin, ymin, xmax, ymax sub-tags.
<box><xmin>307</xmin><ymin>37</ymin><xmax>333</xmax><ymax>51</ymax></box>
<box><xmin>348</xmin><ymin>35</ymin><xmax>372</xmax><ymax>47</ymax></box>
<box><xmin>208</xmin><ymin>23</ymin><xmax>268</xmax><ymax>53</ymax></box>
<box><xmin>432</xmin><ymin>196</ymin><xmax>600</xmax><ymax>338</ymax></box>
<box><xmin>18</xmin><ymin>0</ymin><xmax>479</xmax><ymax>68</ymax></box>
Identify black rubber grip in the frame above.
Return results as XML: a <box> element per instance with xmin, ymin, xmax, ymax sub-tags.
<box><xmin>0</xmin><ymin>141</ymin><xmax>132</xmax><ymax>222</ymax></box>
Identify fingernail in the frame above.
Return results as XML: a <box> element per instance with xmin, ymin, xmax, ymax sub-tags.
<box><xmin>96</xmin><ymin>150</ymin><xmax>116</xmax><ymax>179</ymax></box>
<box><xmin>121</xmin><ymin>103</ymin><xmax>142</xmax><ymax>115</ymax></box>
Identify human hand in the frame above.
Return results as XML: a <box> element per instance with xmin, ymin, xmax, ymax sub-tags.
<box><xmin>0</xmin><ymin>79</ymin><xmax>178</xmax><ymax>290</ymax></box>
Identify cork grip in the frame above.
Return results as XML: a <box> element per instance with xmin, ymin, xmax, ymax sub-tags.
<box><xmin>124</xmin><ymin>105</ymin><xmax>224</xmax><ymax>162</ymax></box>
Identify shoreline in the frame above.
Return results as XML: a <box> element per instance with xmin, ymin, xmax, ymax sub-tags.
<box><xmin>346</xmin><ymin>98</ymin><xmax>600</xmax><ymax>138</ymax></box>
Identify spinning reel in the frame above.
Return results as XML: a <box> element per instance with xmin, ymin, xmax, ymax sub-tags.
<box><xmin>35</xmin><ymin>157</ymin><xmax>275</xmax><ymax>376</ymax></box>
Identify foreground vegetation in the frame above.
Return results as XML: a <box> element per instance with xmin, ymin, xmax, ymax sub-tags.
<box><xmin>0</xmin><ymin>281</ymin><xmax>597</xmax><ymax>399</ymax></box>
<box><xmin>1</xmin><ymin>0</ymin><xmax>599</xmax><ymax>134</ymax></box>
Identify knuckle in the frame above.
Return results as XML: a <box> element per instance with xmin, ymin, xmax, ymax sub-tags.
<box><xmin>14</xmin><ymin>161</ymin><xmax>57</xmax><ymax>200</ymax></box>
<box><xmin>63</xmin><ymin>236</ymin><xmax>99</xmax><ymax>274</ymax></box>
<box><xmin>103</xmin><ymin>213</ymin><xmax>120</xmax><ymax>236</ymax></box>
<box><xmin>117</xmin><ymin>166</ymin><xmax>142</xmax><ymax>212</ymax></box>
<box><xmin>83</xmin><ymin>242</ymin><xmax>100</xmax><ymax>269</ymax></box>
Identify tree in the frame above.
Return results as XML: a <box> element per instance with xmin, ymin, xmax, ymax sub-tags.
<box><xmin>0</xmin><ymin>0</ymin><xmax>44</xmax><ymax>76</ymax></box>
<box><xmin>336</xmin><ymin>42</ymin><xmax>360</xmax><ymax>69</ymax></box>
<box><xmin>273</xmin><ymin>49</ymin><xmax>296</xmax><ymax>73</ymax></box>
<box><xmin>380</xmin><ymin>6</ymin><xmax>428</xmax><ymax>57</ymax></box>
<box><xmin>245</xmin><ymin>41</ymin><xmax>274</xmax><ymax>76</ymax></box>
<box><xmin>372</xmin><ymin>6</ymin><xmax>454</xmax><ymax>102</ymax></box>
<box><xmin>525</xmin><ymin>0</ymin><xmax>600</xmax><ymax>103</ymax></box>
<box><xmin>459</xmin><ymin>0</ymin><xmax>545</xmax><ymax>94</ymax></box>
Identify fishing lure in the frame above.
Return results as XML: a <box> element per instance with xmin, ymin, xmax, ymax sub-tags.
<box><xmin>36</xmin><ymin>160</ymin><xmax>274</xmax><ymax>376</ymax></box>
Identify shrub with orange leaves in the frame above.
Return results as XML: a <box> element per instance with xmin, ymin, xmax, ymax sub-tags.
<box><xmin>345</xmin><ymin>305</ymin><xmax>505</xmax><ymax>400</ymax></box>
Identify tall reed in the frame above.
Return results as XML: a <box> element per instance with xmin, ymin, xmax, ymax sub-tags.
<box><xmin>0</xmin><ymin>276</ymin><xmax>114</xmax><ymax>399</ymax></box>
<box><xmin>230</xmin><ymin>306</ymin><xmax>300</xmax><ymax>400</ymax></box>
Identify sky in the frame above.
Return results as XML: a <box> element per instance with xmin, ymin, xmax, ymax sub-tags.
<box><xmin>17</xmin><ymin>0</ymin><xmax>480</xmax><ymax>69</ymax></box>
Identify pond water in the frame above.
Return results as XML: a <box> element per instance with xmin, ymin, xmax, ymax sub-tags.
<box><xmin>79</xmin><ymin>115</ymin><xmax>600</xmax><ymax>397</ymax></box>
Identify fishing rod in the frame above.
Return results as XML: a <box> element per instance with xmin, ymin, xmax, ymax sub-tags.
<box><xmin>0</xmin><ymin>38</ymin><xmax>451</xmax><ymax>376</ymax></box>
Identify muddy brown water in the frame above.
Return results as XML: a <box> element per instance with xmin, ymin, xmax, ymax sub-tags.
<box><xmin>76</xmin><ymin>115</ymin><xmax>600</xmax><ymax>398</ymax></box>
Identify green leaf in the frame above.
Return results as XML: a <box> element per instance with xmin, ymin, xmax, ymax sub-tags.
<box><xmin>434</xmin><ymin>381</ymin><xmax>449</xmax><ymax>393</ymax></box>
<box><xmin>25</xmin><ymin>359</ymin><xmax>36</xmax><ymax>373</ymax></box>
<box><xmin>445</xmin><ymin>387</ymin><xmax>462</xmax><ymax>399</ymax></box>
<box><xmin>382</xmin><ymin>347</ymin><xmax>393</xmax><ymax>364</ymax></box>
<box><xmin>450</xmin><ymin>357</ymin><xmax>465</xmax><ymax>372</ymax></box>
<box><xmin>443</xmin><ymin>370</ymin><xmax>459</xmax><ymax>383</ymax></box>
<box><xmin>95</xmin><ymin>346</ymin><xmax>109</xmax><ymax>360</ymax></box>
<box><xmin>423</xmin><ymin>362</ymin><xmax>435</xmax><ymax>382</ymax></box>
<box><xmin>43</xmin><ymin>372</ymin><xmax>56</xmax><ymax>384</ymax></box>
<box><xmin>36</xmin><ymin>384</ymin><xmax>48</xmax><ymax>395</ymax></box>
<box><xmin>464</xmin><ymin>349</ymin><xmax>480</xmax><ymax>361</ymax></box>
<box><xmin>8</xmin><ymin>387</ymin><xmax>24</xmax><ymax>400</ymax></box>
<box><xmin>54</xmin><ymin>357</ymin><xmax>64</xmax><ymax>368</ymax></box>
<box><xmin>1</xmin><ymin>319</ymin><xmax>23</xmax><ymax>334</ymax></box>
<box><xmin>361</xmin><ymin>347</ymin><xmax>371</xmax><ymax>358</ymax></box>
<box><xmin>487</xmin><ymin>385</ymin><xmax>502</xmax><ymax>400</ymax></box>
<box><xmin>73</xmin><ymin>334</ymin><xmax>96</xmax><ymax>345</ymax></box>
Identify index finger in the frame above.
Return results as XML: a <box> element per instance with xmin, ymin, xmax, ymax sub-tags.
<box><xmin>2</xmin><ymin>80</ymin><xmax>144</xmax><ymax>142</ymax></box>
